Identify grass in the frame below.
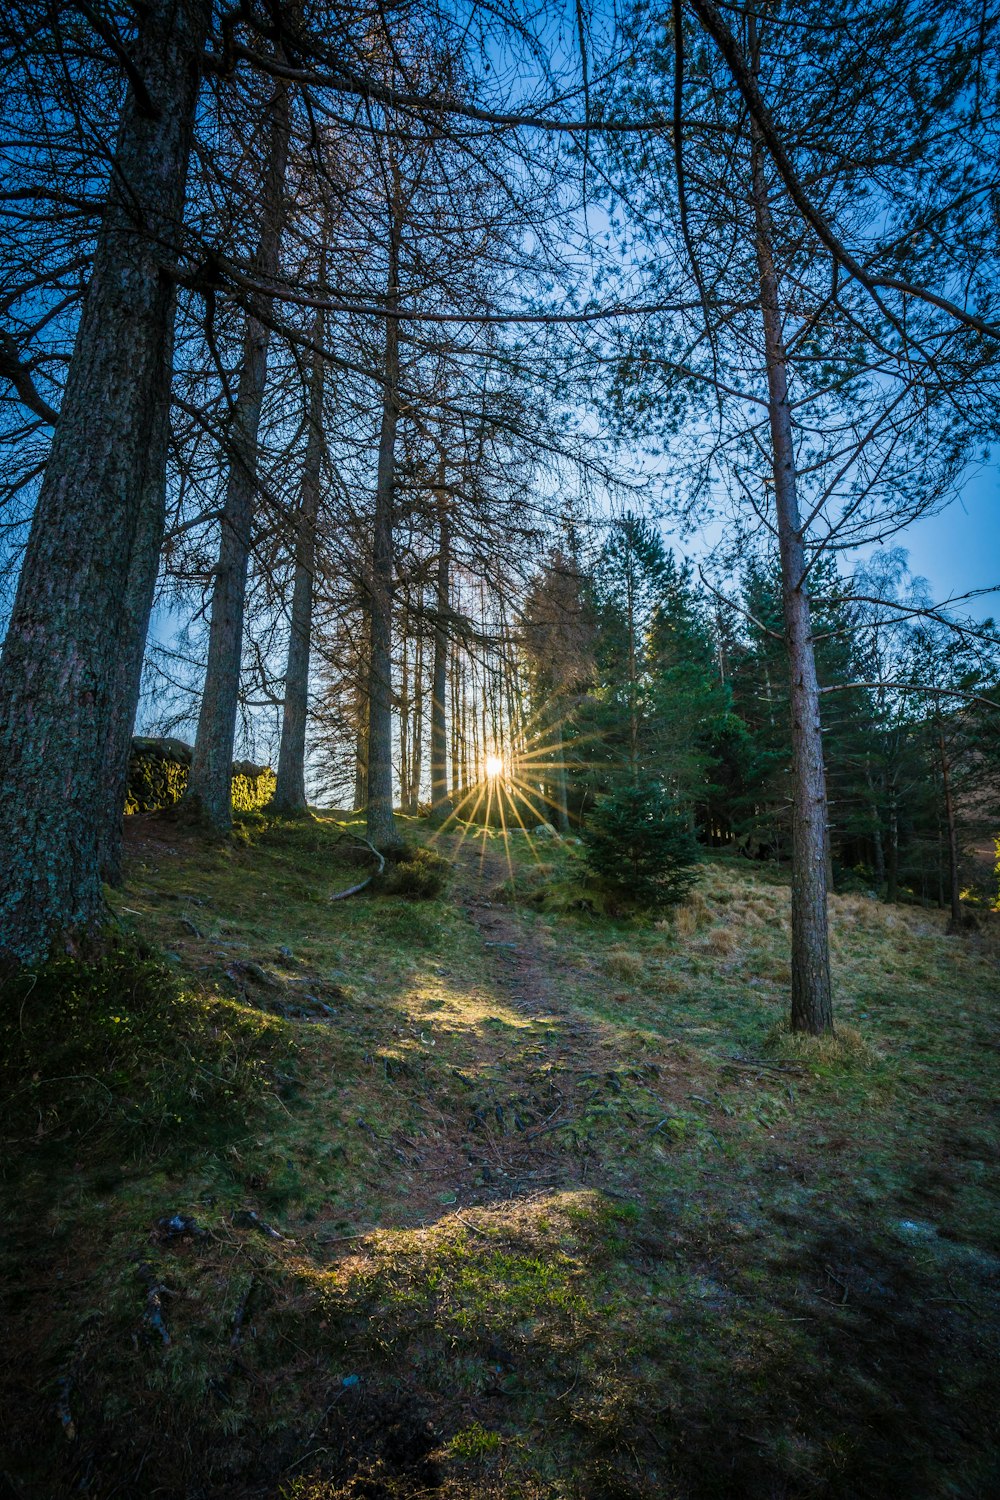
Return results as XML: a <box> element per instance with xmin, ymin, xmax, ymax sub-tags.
<box><xmin>1</xmin><ymin>813</ymin><xmax>998</xmax><ymax>1498</ymax></box>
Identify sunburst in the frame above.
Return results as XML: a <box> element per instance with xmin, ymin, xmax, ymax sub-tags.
<box><xmin>426</xmin><ymin>718</ymin><xmax>604</xmax><ymax>886</ymax></box>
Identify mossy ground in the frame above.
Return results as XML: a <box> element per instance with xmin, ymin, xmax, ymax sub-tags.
<box><xmin>2</xmin><ymin>814</ymin><xmax>998</xmax><ymax>1498</ymax></box>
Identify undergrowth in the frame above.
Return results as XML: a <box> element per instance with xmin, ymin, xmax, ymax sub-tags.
<box><xmin>1</xmin><ymin>816</ymin><xmax>998</xmax><ymax>1499</ymax></box>
<box><xmin>0</xmin><ymin>941</ymin><xmax>292</xmax><ymax>1163</ymax></box>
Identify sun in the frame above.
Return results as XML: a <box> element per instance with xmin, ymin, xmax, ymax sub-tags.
<box><xmin>483</xmin><ymin>753</ymin><xmax>505</xmax><ymax>780</ymax></box>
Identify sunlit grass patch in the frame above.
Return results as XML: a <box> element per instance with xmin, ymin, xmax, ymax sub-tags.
<box><xmin>446</xmin><ymin>1421</ymin><xmax>503</xmax><ymax>1460</ymax></box>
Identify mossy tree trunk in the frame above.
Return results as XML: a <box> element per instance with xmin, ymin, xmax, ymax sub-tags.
<box><xmin>185</xmin><ymin>81</ymin><xmax>289</xmax><ymax>832</ymax></box>
<box><xmin>750</xmin><ymin>99</ymin><xmax>834</xmax><ymax>1036</ymax></box>
<box><xmin>0</xmin><ymin>0</ymin><xmax>210</xmax><ymax>965</ymax></box>
<box><xmin>272</xmin><ymin>299</ymin><xmax>325</xmax><ymax>816</ymax></box>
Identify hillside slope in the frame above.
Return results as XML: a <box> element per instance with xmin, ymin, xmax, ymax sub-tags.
<box><xmin>2</xmin><ymin>814</ymin><xmax>998</xmax><ymax>1499</ymax></box>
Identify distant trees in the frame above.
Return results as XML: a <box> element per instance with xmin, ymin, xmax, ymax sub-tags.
<box><xmin>589</xmin><ymin>0</ymin><xmax>1000</xmax><ymax>1030</ymax></box>
<box><xmin>0</xmin><ymin>0</ymin><xmax>996</xmax><ymax>986</ymax></box>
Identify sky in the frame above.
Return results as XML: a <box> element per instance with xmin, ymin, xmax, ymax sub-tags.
<box><xmin>902</xmin><ymin>461</ymin><xmax>1000</xmax><ymax>615</ymax></box>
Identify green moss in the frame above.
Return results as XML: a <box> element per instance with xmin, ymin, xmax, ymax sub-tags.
<box><xmin>0</xmin><ymin>941</ymin><xmax>293</xmax><ymax>1160</ymax></box>
<box><xmin>124</xmin><ymin>746</ymin><xmax>189</xmax><ymax>814</ymax></box>
<box><xmin>124</xmin><ymin>740</ymin><xmax>275</xmax><ymax>816</ymax></box>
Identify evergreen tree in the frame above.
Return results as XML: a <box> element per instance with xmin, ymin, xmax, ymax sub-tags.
<box><xmin>645</xmin><ymin>552</ymin><xmax>728</xmax><ymax>815</ymax></box>
<box><xmin>582</xmin><ymin>779</ymin><xmax>700</xmax><ymax>909</ymax></box>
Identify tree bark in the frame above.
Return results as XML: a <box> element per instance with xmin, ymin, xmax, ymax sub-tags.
<box><xmin>365</xmin><ymin>184</ymin><xmax>403</xmax><ymax>850</ymax></box>
<box><xmin>449</xmin><ymin>646</ymin><xmax>462</xmax><ymax>799</ymax></box>
<box><xmin>750</xmin><ymin>110</ymin><xmax>834</xmax><ymax>1035</ymax></box>
<box><xmin>399</xmin><ymin>616</ymin><xmax>411</xmax><ymax>811</ymax></box>
<box><xmin>939</xmin><ymin>729</ymin><xmax>963</xmax><ymax>930</ymax></box>
<box><xmin>428</xmin><ymin>523</ymin><xmax>450</xmax><ymax>817</ymax></box>
<box><xmin>408</xmin><ymin>617</ymin><xmax>424</xmax><ymax>813</ymax></box>
<box><xmin>0</xmin><ymin>0</ymin><xmax>210</xmax><ymax>964</ymax></box>
<box><xmin>272</xmin><ymin>301</ymin><xmax>325</xmax><ymax>816</ymax></box>
<box><xmin>185</xmin><ymin>80</ymin><xmax>290</xmax><ymax>832</ymax></box>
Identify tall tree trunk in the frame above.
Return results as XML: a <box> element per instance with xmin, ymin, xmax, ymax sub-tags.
<box><xmin>886</xmin><ymin>776</ymin><xmax>899</xmax><ymax>903</ymax></box>
<box><xmin>365</xmin><ymin>188</ymin><xmax>402</xmax><ymax>850</ymax></box>
<box><xmin>399</xmin><ymin>613</ymin><xmax>411</xmax><ymax>812</ymax></box>
<box><xmin>185</xmin><ymin>81</ymin><xmax>290</xmax><ymax>832</ymax></box>
<box><xmin>449</xmin><ymin>646</ymin><xmax>461</xmax><ymax>800</ymax></box>
<box><xmin>354</xmin><ymin>695</ymin><xmax>368</xmax><ymax>813</ymax></box>
<box><xmin>626</xmin><ymin>568</ymin><xmax>639</xmax><ymax>782</ymax></box>
<box><xmin>0</xmin><ymin>0</ymin><xmax>210</xmax><ymax>965</ymax></box>
<box><xmin>100</xmin><ymin>330</ymin><xmax>177</xmax><ymax>886</ymax></box>
<box><xmin>551</xmin><ymin>719</ymin><xmax>570</xmax><ymax>833</ymax></box>
<box><xmin>940</xmin><ymin>729</ymin><xmax>963</xmax><ymax>930</ymax></box>
<box><xmin>751</xmin><ymin>110</ymin><xmax>834</xmax><ymax>1035</ymax></box>
<box><xmin>272</xmin><ymin>300</ymin><xmax>325</xmax><ymax>815</ymax></box>
<box><xmin>409</xmin><ymin>618</ymin><xmax>424</xmax><ymax>814</ymax></box>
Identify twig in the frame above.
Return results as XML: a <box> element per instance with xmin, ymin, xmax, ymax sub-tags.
<box><xmin>521</xmin><ymin>1108</ymin><xmax>573</xmax><ymax>1143</ymax></box>
<box><xmin>328</xmin><ymin>835</ymin><xmax>385</xmax><ymax>901</ymax></box>
<box><xmin>455</xmin><ymin>1215</ymin><xmax>491</xmax><ymax>1239</ymax></box>
<box><xmin>718</xmin><ymin>1057</ymin><xmax>806</xmax><ymax>1075</ymax></box>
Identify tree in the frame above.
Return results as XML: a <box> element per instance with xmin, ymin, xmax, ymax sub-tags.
<box><xmin>593</xmin><ymin>0</ymin><xmax>997</xmax><ymax>1030</ymax></box>
<box><xmin>582</xmin><ymin>779</ymin><xmax>700</xmax><ymax>909</ymax></box>
<box><xmin>184</xmin><ymin>77</ymin><xmax>291</xmax><ymax>832</ymax></box>
<box><xmin>0</xmin><ymin>0</ymin><xmax>211</xmax><ymax>964</ymax></box>
<box><xmin>272</xmin><ymin>296</ymin><xmax>326</xmax><ymax>815</ymax></box>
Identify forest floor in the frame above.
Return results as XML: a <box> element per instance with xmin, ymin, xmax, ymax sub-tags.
<box><xmin>2</xmin><ymin>813</ymin><xmax>999</xmax><ymax>1499</ymax></box>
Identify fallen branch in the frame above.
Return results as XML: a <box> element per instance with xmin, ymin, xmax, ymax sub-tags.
<box><xmin>718</xmin><ymin>1057</ymin><xmax>807</xmax><ymax>1076</ymax></box>
<box><xmin>137</xmin><ymin>1262</ymin><xmax>172</xmax><ymax>1346</ymax></box>
<box><xmin>328</xmin><ymin>834</ymin><xmax>385</xmax><ymax>901</ymax></box>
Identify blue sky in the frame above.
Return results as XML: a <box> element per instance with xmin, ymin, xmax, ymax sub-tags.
<box><xmin>903</xmin><ymin>460</ymin><xmax>1000</xmax><ymax>615</ymax></box>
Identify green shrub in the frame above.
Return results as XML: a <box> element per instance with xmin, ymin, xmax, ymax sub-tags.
<box><xmin>379</xmin><ymin>846</ymin><xmax>452</xmax><ymax>899</ymax></box>
<box><xmin>0</xmin><ymin>942</ymin><xmax>291</xmax><ymax>1160</ymax></box>
<box><xmin>581</xmin><ymin>781</ymin><xmax>699</xmax><ymax>909</ymax></box>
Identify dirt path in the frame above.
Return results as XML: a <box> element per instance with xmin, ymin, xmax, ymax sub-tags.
<box><xmin>453</xmin><ymin>839</ymin><xmax>599</xmax><ymax>1036</ymax></box>
<box><xmin>376</xmin><ymin>837</ymin><xmax>681</xmax><ymax>1220</ymax></box>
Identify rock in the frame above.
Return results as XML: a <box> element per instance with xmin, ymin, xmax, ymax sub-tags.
<box><xmin>131</xmin><ymin>735</ymin><xmax>193</xmax><ymax>764</ymax></box>
<box><xmin>233</xmin><ymin>1208</ymin><xmax>285</xmax><ymax>1240</ymax></box>
<box><xmin>156</xmin><ymin>1212</ymin><xmax>207</xmax><ymax>1242</ymax></box>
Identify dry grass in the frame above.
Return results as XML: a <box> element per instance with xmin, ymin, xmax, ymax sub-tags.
<box><xmin>765</xmin><ymin>1017</ymin><xmax>885</xmax><ymax>1068</ymax></box>
<box><xmin>604</xmin><ymin>945</ymin><xmax>646</xmax><ymax>982</ymax></box>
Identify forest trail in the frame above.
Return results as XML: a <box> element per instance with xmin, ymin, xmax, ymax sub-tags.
<box><xmin>376</xmin><ymin>834</ymin><xmax>646</xmax><ymax>1219</ymax></box>
<box><xmin>355</xmin><ymin>831</ymin><xmax>712</xmax><ymax>1224</ymax></box>
<box><xmin>454</xmin><ymin>835</ymin><xmax>597</xmax><ymax>1029</ymax></box>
